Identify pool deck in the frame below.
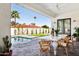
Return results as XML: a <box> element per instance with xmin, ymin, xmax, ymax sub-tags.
<box><xmin>11</xmin><ymin>38</ymin><xmax>79</xmax><ymax>56</ymax></box>
<box><xmin>12</xmin><ymin>38</ymin><xmax>41</xmax><ymax>56</ymax></box>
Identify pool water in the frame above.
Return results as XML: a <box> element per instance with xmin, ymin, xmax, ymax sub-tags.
<box><xmin>11</xmin><ymin>36</ymin><xmax>32</xmax><ymax>44</ymax></box>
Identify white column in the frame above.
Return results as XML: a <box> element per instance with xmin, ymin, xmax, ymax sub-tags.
<box><xmin>0</xmin><ymin>4</ymin><xmax>10</xmax><ymax>47</ymax></box>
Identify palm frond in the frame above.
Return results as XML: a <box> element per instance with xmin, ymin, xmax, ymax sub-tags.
<box><xmin>11</xmin><ymin>10</ymin><xmax>20</xmax><ymax>19</ymax></box>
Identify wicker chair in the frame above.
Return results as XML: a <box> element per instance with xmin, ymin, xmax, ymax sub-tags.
<box><xmin>57</xmin><ymin>36</ymin><xmax>74</xmax><ymax>56</ymax></box>
<box><xmin>57</xmin><ymin>39</ymin><xmax>68</xmax><ymax>56</ymax></box>
<box><xmin>64</xmin><ymin>36</ymin><xmax>74</xmax><ymax>52</ymax></box>
<box><xmin>39</xmin><ymin>40</ymin><xmax>51</xmax><ymax>56</ymax></box>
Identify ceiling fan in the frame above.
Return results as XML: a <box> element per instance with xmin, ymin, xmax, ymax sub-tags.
<box><xmin>56</xmin><ymin>3</ymin><xmax>66</xmax><ymax>10</ymax></box>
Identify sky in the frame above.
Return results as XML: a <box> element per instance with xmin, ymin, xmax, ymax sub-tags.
<box><xmin>11</xmin><ymin>4</ymin><xmax>51</xmax><ymax>27</ymax></box>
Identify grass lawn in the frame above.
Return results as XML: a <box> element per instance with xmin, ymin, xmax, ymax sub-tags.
<box><xmin>32</xmin><ymin>33</ymin><xmax>48</xmax><ymax>37</ymax></box>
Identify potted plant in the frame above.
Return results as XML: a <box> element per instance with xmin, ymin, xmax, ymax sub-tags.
<box><xmin>55</xmin><ymin>29</ymin><xmax>59</xmax><ymax>36</ymax></box>
<box><xmin>2</xmin><ymin>35</ymin><xmax>12</xmax><ymax>56</ymax></box>
<box><xmin>73</xmin><ymin>27</ymin><xmax>79</xmax><ymax>41</ymax></box>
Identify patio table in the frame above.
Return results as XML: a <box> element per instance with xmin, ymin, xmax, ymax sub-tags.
<box><xmin>39</xmin><ymin>34</ymin><xmax>67</xmax><ymax>56</ymax></box>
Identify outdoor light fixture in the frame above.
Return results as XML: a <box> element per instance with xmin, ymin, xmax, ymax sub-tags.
<box><xmin>73</xmin><ymin>20</ymin><xmax>76</xmax><ymax>22</ymax></box>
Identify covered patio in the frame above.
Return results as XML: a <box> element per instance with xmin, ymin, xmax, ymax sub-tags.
<box><xmin>0</xmin><ymin>3</ymin><xmax>79</xmax><ymax>56</ymax></box>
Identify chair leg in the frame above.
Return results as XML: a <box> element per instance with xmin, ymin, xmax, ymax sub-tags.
<box><xmin>72</xmin><ymin>42</ymin><xmax>75</xmax><ymax>50</ymax></box>
<box><xmin>47</xmin><ymin>50</ymin><xmax>50</xmax><ymax>56</ymax></box>
<box><xmin>40</xmin><ymin>49</ymin><xmax>42</xmax><ymax>56</ymax></box>
<box><xmin>65</xmin><ymin>47</ymin><xmax>68</xmax><ymax>56</ymax></box>
<box><xmin>68</xmin><ymin>43</ymin><xmax>74</xmax><ymax>52</ymax></box>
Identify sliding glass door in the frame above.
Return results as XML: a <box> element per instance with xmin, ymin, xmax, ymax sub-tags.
<box><xmin>57</xmin><ymin>18</ymin><xmax>71</xmax><ymax>35</ymax></box>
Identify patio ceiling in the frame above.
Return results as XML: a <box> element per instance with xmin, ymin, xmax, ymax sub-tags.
<box><xmin>19</xmin><ymin>3</ymin><xmax>79</xmax><ymax>18</ymax></box>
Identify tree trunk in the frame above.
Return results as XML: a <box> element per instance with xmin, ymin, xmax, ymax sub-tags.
<box><xmin>14</xmin><ymin>18</ymin><xmax>16</xmax><ymax>35</ymax></box>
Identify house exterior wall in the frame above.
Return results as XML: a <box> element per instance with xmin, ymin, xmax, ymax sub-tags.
<box><xmin>11</xmin><ymin>27</ymin><xmax>51</xmax><ymax>35</ymax></box>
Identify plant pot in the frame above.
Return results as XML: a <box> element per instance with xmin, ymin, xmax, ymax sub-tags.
<box><xmin>3</xmin><ymin>50</ymin><xmax>12</xmax><ymax>56</ymax></box>
<box><xmin>4</xmin><ymin>52</ymin><xmax>10</xmax><ymax>56</ymax></box>
<box><xmin>9</xmin><ymin>50</ymin><xmax>12</xmax><ymax>56</ymax></box>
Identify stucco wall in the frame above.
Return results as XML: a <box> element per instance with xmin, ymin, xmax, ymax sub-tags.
<box><xmin>0</xmin><ymin>4</ymin><xmax>10</xmax><ymax>47</ymax></box>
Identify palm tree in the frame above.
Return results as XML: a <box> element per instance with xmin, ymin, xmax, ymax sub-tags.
<box><xmin>32</xmin><ymin>16</ymin><xmax>37</xmax><ymax>25</ymax></box>
<box><xmin>11</xmin><ymin>10</ymin><xmax>20</xmax><ymax>35</ymax></box>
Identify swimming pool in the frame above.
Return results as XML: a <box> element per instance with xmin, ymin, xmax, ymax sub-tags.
<box><xmin>11</xmin><ymin>36</ymin><xmax>32</xmax><ymax>44</ymax></box>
